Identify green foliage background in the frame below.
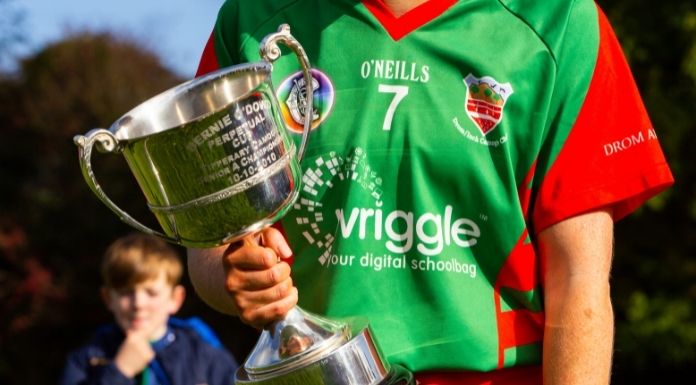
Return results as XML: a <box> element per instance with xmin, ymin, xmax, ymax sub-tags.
<box><xmin>0</xmin><ymin>0</ymin><xmax>693</xmax><ymax>384</ymax></box>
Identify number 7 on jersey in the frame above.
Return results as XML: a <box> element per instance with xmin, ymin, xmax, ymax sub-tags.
<box><xmin>378</xmin><ymin>84</ymin><xmax>409</xmax><ymax>131</ymax></box>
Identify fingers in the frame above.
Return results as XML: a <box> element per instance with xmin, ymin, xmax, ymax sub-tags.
<box><xmin>231</xmin><ymin>275</ymin><xmax>294</xmax><ymax>308</ymax></box>
<box><xmin>225</xmin><ymin>238</ymin><xmax>280</xmax><ymax>270</ymax></box>
<box><xmin>238</xmin><ymin>286</ymin><xmax>299</xmax><ymax>328</ymax></box>
<box><xmin>224</xmin><ymin>255</ymin><xmax>292</xmax><ymax>292</ymax></box>
<box><xmin>226</xmin><ymin>227</ymin><xmax>292</xmax><ymax>266</ymax></box>
<box><xmin>222</xmin><ymin>227</ymin><xmax>297</xmax><ymax>328</ymax></box>
<box><xmin>114</xmin><ymin>331</ymin><xmax>155</xmax><ymax>377</ymax></box>
<box><xmin>261</xmin><ymin>227</ymin><xmax>293</xmax><ymax>260</ymax></box>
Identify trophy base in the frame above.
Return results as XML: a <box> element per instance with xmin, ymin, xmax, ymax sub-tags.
<box><xmin>236</xmin><ymin>310</ymin><xmax>415</xmax><ymax>385</ymax></box>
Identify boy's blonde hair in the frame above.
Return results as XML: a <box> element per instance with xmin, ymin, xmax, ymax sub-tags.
<box><xmin>101</xmin><ymin>233</ymin><xmax>183</xmax><ymax>290</ymax></box>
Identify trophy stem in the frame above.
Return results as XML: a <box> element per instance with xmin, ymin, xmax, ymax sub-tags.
<box><xmin>243</xmin><ymin>306</ymin><xmax>350</xmax><ymax>377</ymax></box>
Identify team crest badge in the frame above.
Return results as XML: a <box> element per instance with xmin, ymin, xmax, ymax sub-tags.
<box><xmin>463</xmin><ymin>73</ymin><xmax>513</xmax><ymax>135</ymax></box>
<box><xmin>276</xmin><ymin>69</ymin><xmax>334</xmax><ymax>133</ymax></box>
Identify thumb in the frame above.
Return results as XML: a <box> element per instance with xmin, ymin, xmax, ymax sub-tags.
<box><xmin>261</xmin><ymin>227</ymin><xmax>293</xmax><ymax>260</ymax></box>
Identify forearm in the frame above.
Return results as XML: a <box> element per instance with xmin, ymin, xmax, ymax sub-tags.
<box><xmin>539</xmin><ymin>209</ymin><xmax>615</xmax><ymax>385</ymax></box>
<box><xmin>187</xmin><ymin>245</ymin><xmax>239</xmax><ymax>316</ymax></box>
<box><xmin>543</xmin><ymin>277</ymin><xmax>614</xmax><ymax>384</ymax></box>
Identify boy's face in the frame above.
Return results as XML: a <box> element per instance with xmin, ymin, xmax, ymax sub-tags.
<box><xmin>102</xmin><ymin>271</ymin><xmax>185</xmax><ymax>340</ymax></box>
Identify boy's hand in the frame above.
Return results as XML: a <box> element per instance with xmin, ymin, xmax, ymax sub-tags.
<box><xmin>113</xmin><ymin>330</ymin><xmax>155</xmax><ymax>378</ymax></box>
<box><xmin>223</xmin><ymin>227</ymin><xmax>297</xmax><ymax>329</ymax></box>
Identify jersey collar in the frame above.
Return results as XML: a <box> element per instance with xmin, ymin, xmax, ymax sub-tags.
<box><xmin>362</xmin><ymin>0</ymin><xmax>458</xmax><ymax>40</ymax></box>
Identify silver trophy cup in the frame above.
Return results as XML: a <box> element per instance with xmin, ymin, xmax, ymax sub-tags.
<box><xmin>74</xmin><ymin>25</ymin><xmax>413</xmax><ymax>385</ymax></box>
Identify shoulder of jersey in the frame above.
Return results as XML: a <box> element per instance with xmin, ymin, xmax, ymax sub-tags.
<box><xmin>496</xmin><ymin>0</ymin><xmax>598</xmax><ymax>56</ymax></box>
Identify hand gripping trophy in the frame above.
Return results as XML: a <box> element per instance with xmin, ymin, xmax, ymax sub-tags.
<box><xmin>74</xmin><ymin>25</ymin><xmax>414</xmax><ymax>385</ymax></box>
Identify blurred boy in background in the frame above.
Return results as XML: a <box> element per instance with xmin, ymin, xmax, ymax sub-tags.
<box><xmin>60</xmin><ymin>233</ymin><xmax>238</xmax><ymax>385</ymax></box>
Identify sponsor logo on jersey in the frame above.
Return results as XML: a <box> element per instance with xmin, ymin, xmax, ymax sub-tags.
<box><xmin>276</xmin><ymin>69</ymin><xmax>335</xmax><ymax>133</ymax></box>
<box><xmin>288</xmin><ymin>147</ymin><xmax>481</xmax><ymax>278</ymax></box>
<box><xmin>463</xmin><ymin>73</ymin><xmax>513</xmax><ymax>135</ymax></box>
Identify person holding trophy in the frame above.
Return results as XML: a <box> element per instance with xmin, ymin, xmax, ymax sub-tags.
<box><xmin>185</xmin><ymin>0</ymin><xmax>674</xmax><ymax>384</ymax></box>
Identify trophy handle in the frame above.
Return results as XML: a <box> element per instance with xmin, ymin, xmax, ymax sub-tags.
<box><xmin>73</xmin><ymin>128</ymin><xmax>177</xmax><ymax>242</ymax></box>
<box><xmin>260</xmin><ymin>24</ymin><xmax>313</xmax><ymax>161</ymax></box>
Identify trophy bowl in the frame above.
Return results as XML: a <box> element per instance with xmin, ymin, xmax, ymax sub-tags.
<box><xmin>74</xmin><ymin>25</ymin><xmax>311</xmax><ymax>248</ymax></box>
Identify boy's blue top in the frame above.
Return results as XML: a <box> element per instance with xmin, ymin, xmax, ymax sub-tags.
<box><xmin>60</xmin><ymin>317</ymin><xmax>238</xmax><ymax>385</ymax></box>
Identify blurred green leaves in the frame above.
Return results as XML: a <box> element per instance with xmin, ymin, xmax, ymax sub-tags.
<box><xmin>682</xmin><ymin>12</ymin><xmax>696</xmax><ymax>84</ymax></box>
<box><xmin>620</xmin><ymin>291</ymin><xmax>696</xmax><ymax>368</ymax></box>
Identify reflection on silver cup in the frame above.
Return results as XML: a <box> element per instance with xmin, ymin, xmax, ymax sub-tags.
<box><xmin>74</xmin><ymin>26</ymin><xmax>311</xmax><ymax>248</ymax></box>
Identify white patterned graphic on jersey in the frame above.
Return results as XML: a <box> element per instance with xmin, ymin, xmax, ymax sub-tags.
<box><xmin>291</xmin><ymin>147</ymin><xmax>383</xmax><ymax>265</ymax></box>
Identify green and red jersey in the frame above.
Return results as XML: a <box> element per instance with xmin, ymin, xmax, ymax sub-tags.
<box><xmin>196</xmin><ymin>0</ymin><xmax>673</xmax><ymax>381</ymax></box>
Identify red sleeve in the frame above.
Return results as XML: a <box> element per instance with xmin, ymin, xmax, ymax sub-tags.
<box><xmin>195</xmin><ymin>31</ymin><xmax>221</xmax><ymax>78</ymax></box>
<box><xmin>532</xmin><ymin>6</ymin><xmax>674</xmax><ymax>233</ymax></box>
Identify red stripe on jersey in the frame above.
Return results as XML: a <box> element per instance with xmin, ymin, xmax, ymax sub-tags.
<box><xmin>362</xmin><ymin>0</ymin><xmax>457</xmax><ymax>41</ymax></box>
<box><xmin>519</xmin><ymin>161</ymin><xmax>537</xmax><ymax>220</ymax></box>
<box><xmin>196</xmin><ymin>31</ymin><xmax>220</xmax><ymax>77</ymax></box>
<box><xmin>496</xmin><ymin>231</ymin><xmax>537</xmax><ymax>290</ymax></box>
<box><xmin>532</xmin><ymin>5</ymin><xmax>673</xmax><ymax>232</ymax></box>
<box><xmin>498</xmin><ymin>309</ymin><xmax>544</xmax><ymax>351</ymax></box>
<box><xmin>494</xmin><ymin>230</ymin><xmax>543</xmax><ymax>367</ymax></box>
